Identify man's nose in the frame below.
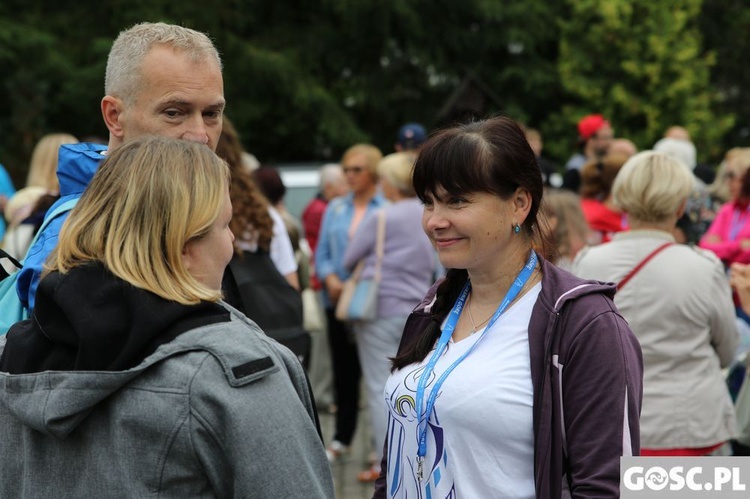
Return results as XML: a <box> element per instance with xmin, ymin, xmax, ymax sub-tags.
<box><xmin>183</xmin><ymin>115</ymin><xmax>209</xmax><ymax>145</ymax></box>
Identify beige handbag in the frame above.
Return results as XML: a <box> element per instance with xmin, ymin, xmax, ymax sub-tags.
<box><xmin>302</xmin><ymin>287</ymin><xmax>324</xmax><ymax>332</ymax></box>
<box><xmin>335</xmin><ymin>211</ymin><xmax>386</xmax><ymax>322</ymax></box>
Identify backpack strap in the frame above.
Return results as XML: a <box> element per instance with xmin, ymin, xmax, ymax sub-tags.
<box><xmin>21</xmin><ymin>198</ymin><xmax>80</xmax><ymax>264</ymax></box>
<box><xmin>0</xmin><ymin>249</ymin><xmax>22</xmax><ymax>279</ymax></box>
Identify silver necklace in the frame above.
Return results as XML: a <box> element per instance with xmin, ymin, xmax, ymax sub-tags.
<box><xmin>467</xmin><ymin>294</ymin><xmax>494</xmax><ymax>334</ymax></box>
<box><xmin>466</xmin><ymin>270</ymin><xmax>538</xmax><ymax>334</ymax></box>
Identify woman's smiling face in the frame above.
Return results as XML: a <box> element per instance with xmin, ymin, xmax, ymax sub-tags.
<box><xmin>421</xmin><ymin>187</ymin><xmax>521</xmax><ymax>274</ymax></box>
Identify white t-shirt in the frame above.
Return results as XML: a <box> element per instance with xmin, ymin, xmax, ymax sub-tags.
<box><xmin>383</xmin><ymin>282</ymin><xmax>540</xmax><ymax>499</ymax></box>
<box><xmin>236</xmin><ymin>206</ymin><xmax>298</xmax><ymax>276</ymax></box>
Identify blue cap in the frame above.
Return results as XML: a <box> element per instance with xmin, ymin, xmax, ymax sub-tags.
<box><xmin>397</xmin><ymin>123</ymin><xmax>427</xmax><ymax>150</ymax></box>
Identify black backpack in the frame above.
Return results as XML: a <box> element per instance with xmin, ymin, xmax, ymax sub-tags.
<box><xmin>222</xmin><ymin>250</ymin><xmax>310</xmax><ymax>368</ymax></box>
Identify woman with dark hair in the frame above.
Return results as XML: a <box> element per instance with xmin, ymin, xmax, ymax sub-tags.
<box><xmin>373</xmin><ymin>116</ymin><xmax>642</xmax><ymax>498</ymax></box>
<box><xmin>216</xmin><ymin>116</ymin><xmax>310</xmax><ymax>363</ymax></box>
<box><xmin>216</xmin><ymin>116</ymin><xmax>299</xmax><ymax>290</ymax></box>
<box><xmin>579</xmin><ymin>154</ymin><xmax>629</xmax><ymax>244</ymax></box>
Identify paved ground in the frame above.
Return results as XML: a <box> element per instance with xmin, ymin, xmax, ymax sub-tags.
<box><xmin>319</xmin><ymin>407</ymin><xmax>378</xmax><ymax>499</ymax></box>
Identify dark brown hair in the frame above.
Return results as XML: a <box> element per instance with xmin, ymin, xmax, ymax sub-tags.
<box><xmin>215</xmin><ymin>116</ymin><xmax>274</xmax><ymax>253</ymax></box>
<box><xmin>253</xmin><ymin>166</ymin><xmax>287</xmax><ymax>205</ymax></box>
<box><xmin>392</xmin><ymin>116</ymin><xmax>547</xmax><ymax>370</ymax></box>
<box><xmin>579</xmin><ymin>154</ymin><xmax>628</xmax><ymax>200</ymax></box>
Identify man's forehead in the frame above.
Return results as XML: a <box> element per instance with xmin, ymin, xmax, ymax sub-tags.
<box><xmin>154</xmin><ymin>95</ymin><xmax>226</xmax><ymax>109</ymax></box>
<box><xmin>139</xmin><ymin>46</ymin><xmax>223</xmax><ymax>83</ymax></box>
<box><xmin>135</xmin><ymin>55</ymin><xmax>224</xmax><ymax>109</ymax></box>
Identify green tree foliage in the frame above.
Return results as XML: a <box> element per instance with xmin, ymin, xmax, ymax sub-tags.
<box><xmin>555</xmin><ymin>0</ymin><xmax>733</xmax><ymax>162</ymax></box>
<box><xmin>0</xmin><ymin>0</ymin><xmax>742</xmax><ymax>187</ymax></box>
<box><xmin>701</xmin><ymin>0</ymin><xmax>750</xmax><ymax>150</ymax></box>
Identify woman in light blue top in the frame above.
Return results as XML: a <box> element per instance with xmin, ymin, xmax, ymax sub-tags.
<box><xmin>343</xmin><ymin>151</ymin><xmax>439</xmax><ymax>482</ymax></box>
<box><xmin>315</xmin><ymin>143</ymin><xmax>385</xmax><ymax>460</ymax></box>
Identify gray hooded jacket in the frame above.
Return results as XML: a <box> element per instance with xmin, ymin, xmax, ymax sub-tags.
<box><xmin>0</xmin><ymin>309</ymin><xmax>334</xmax><ymax>498</ymax></box>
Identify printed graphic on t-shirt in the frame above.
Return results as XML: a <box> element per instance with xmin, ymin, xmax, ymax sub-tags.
<box><xmin>385</xmin><ymin>364</ymin><xmax>456</xmax><ymax>499</ymax></box>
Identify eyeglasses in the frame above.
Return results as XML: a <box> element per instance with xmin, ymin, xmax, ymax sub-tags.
<box><xmin>343</xmin><ymin>166</ymin><xmax>365</xmax><ymax>175</ymax></box>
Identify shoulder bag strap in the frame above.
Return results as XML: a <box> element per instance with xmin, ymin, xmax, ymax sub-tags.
<box><xmin>617</xmin><ymin>242</ymin><xmax>673</xmax><ymax>291</ymax></box>
<box><xmin>373</xmin><ymin>210</ymin><xmax>386</xmax><ymax>283</ymax></box>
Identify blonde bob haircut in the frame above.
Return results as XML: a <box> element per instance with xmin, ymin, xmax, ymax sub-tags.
<box><xmin>49</xmin><ymin>136</ymin><xmax>230</xmax><ymax>305</ymax></box>
<box><xmin>378</xmin><ymin>151</ymin><xmax>418</xmax><ymax>198</ymax></box>
<box><xmin>612</xmin><ymin>151</ymin><xmax>694</xmax><ymax>224</ymax></box>
<box><xmin>341</xmin><ymin>144</ymin><xmax>383</xmax><ymax>181</ymax></box>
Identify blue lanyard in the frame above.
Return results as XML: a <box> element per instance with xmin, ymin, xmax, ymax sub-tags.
<box><xmin>414</xmin><ymin>250</ymin><xmax>538</xmax><ymax>481</ymax></box>
<box><xmin>729</xmin><ymin>206</ymin><xmax>750</xmax><ymax>241</ymax></box>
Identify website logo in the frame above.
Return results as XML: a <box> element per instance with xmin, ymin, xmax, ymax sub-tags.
<box><xmin>621</xmin><ymin>457</ymin><xmax>749</xmax><ymax>497</ymax></box>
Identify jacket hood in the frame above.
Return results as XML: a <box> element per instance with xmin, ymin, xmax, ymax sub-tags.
<box><xmin>535</xmin><ymin>257</ymin><xmax>616</xmax><ymax>312</ymax></box>
<box><xmin>57</xmin><ymin>142</ymin><xmax>107</xmax><ymax>197</ymax></box>
<box><xmin>0</xmin><ymin>352</ymin><xmax>145</xmax><ymax>438</ymax></box>
<box><xmin>0</xmin><ymin>263</ymin><xmax>231</xmax><ymax>438</ymax></box>
<box><xmin>0</xmin><ymin>314</ymin><xmax>271</xmax><ymax>440</ymax></box>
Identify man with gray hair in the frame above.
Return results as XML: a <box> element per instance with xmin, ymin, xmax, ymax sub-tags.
<box><xmin>303</xmin><ymin>163</ymin><xmax>348</xmax><ymax>254</ymax></box>
<box><xmin>3</xmin><ymin>22</ymin><xmax>336</xmax><ymax>497</ymax></box>
<box><xmin>302</xmin><ymin>163</ymin><xmax>348</xmax><ymax>409</ymax></box>
<box><xmin>653</xmin><ymin>133</ymin><xmax>713</xmax><ymax>244</ymax></box>
<box><xmin>16</xmin><ymin>22</ymin><xmax>226</xmax><ymax>313</ymax></box>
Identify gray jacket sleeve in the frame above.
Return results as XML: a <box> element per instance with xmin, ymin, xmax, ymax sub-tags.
<box><xmin>188</xmin><ymin>346</ymin><xmax>334</xmax><ymax>498</ymax></box>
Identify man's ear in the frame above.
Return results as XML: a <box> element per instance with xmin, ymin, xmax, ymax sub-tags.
<box><xmin>101</xmin><ymin>95</ymin><xmax>126</xmax><ymax>139</ymax></box>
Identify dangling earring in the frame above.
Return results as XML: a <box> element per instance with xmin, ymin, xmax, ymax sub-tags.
<box><xmin>513</xmin><ymin>223</ymin><xmax>521</xmax><ymax>234</ymax></box>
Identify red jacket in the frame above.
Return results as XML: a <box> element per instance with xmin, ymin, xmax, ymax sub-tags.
<box><xmin>581</xmin><ymin>198</ymin><xmax>627</xmax><ymax>244</ymax></box>
<box><xmin>301</xmin><ymin>195</ymin><xmax>327</xmax><ymax>290</ymax></box>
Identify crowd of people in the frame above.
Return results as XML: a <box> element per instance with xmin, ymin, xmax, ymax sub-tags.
<box><xmin>1</xmin><ymin>20</ymin><xmax>750</xmax><ymax>499</ymax></box>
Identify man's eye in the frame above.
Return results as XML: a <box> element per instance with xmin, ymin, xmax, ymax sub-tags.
<box><xmin>164</xmin><ymin>109</ymin><xmax>182</xmax><ymax>118</ymax></box>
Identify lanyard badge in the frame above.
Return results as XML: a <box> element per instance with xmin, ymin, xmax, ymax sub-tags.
<box><xmin>413</xmin><ymin>250</ymin><xmax>538</xmax><ymax>482</ymax></box>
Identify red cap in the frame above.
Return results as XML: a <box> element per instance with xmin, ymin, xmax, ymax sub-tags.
<box><xmin>578</xmin><ymin>114</ymin><xmax>610</xmax><ymax>140</ymax></box>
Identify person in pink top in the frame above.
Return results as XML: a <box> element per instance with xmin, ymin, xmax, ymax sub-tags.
<box><xmin>700</xmin><ymin>149</ymin><xmax>750</xmax><ymax>265</ymax></box>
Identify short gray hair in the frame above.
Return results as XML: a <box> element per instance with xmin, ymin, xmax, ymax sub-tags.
<box><xmin>653</xmin><ymin>137</ymin><xmax>697</xmax><ymax>171</ymax></box>
<box><xmin>613</xmin><ymin>151</ymin><xmax>694</xmax><ymax>224</ymax></box>
<box><xmin>318</xmin><ymin>163</ymin><xmax>344</xmax><ymax>190</ymax></box>
<box><xmin>105</xmin><ymin>22</ymin><xmax>222</xmax><ymax>105</ymax></box>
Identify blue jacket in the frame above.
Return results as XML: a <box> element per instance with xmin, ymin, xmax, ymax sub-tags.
<box><xmin>315</xmin><ymin>192</ymin><xmax>386</xmax><ymax>308</ymax></box>
<box><xmin>0</xmin><ymin>163</ymin><xmax>17</xmax><ymax>241</ymax></box>
<box><xmin>16</xmin><ymin>143</ymin><xmax>106</xmax><ymax>311</ymax></box>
